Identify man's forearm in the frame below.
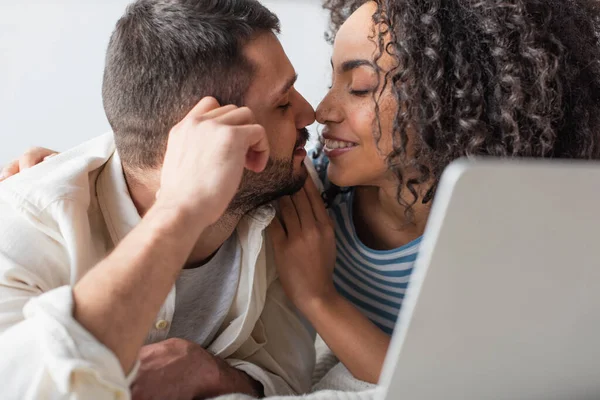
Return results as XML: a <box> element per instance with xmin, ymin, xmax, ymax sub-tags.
<box><xmin>73</xmin><ymin>203</ymin><xmax>208</xmax><ymax>373</ymax></box>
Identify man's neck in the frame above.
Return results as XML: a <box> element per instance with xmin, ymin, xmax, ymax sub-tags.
<box><xmin>186</xmin><ymin>213</ymin><xmax>242</xmax><ymax>266</ymax></box>
<box><xmin>124</xmin><ymin>167</ymin><xmax>242</xmax><ymax>266</ymax></box>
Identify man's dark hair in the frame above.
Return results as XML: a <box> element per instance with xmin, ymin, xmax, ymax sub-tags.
<box><xmin>102</xmin><ymin>0</ymin><xmax>280</xmax><ymax>169</ymax></box>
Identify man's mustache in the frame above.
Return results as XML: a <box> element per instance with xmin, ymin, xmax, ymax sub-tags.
<box><xmin>295</xmin><ymin>128</ymin><xmax>310</xmax><ymax>147</ymax></box>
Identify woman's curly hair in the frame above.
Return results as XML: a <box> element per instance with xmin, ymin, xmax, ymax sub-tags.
<box><xmin>321</xmin><ymin>0</ymin><xmax>600</xmax><ymax>216</ymax></box>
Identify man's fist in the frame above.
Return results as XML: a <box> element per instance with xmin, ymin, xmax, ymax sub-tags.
<box><xmin>131</xmin><ymin>338</ymin><xmax>262</xmax><ymax>400</ymax></box>
<box><xmin>156</xmin><ymin>97</ymin><xmax>269</xmax><ymax>226</ymax></box>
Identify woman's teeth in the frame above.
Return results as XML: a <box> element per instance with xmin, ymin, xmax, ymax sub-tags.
<box><xmin>323</xmin><ymin>139</ymin><xmax>357</xmax><ymax>150</ymax></box>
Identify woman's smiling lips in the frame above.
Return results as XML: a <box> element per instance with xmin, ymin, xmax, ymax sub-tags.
<box><xmin>322</xmin><ymin>134</ymin><xmax>358</xmax><ymax>158</ymax></box>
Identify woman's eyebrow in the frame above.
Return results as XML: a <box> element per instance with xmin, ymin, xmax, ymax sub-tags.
<box><xmin>331</xmin><ymin>58</ymin><xmax>376</xmax><ymax>73</ymax></box>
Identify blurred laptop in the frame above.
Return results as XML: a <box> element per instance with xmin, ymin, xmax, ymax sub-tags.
<box><xmin>378</xmin><ymin>159</ymin><xmax>600</xmax><ymax>400</ymax></box>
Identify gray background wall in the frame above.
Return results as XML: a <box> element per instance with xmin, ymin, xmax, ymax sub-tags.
<box><xmin>0</xmin><ymin>0</ymin><xmax>331</xmax><ymax>164</ymax></box>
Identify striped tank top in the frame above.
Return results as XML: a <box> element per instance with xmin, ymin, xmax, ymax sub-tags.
<box><xmin>312</xmin><ymin>152</ymin><xmax>422</xmax><ymax>335</ymax></box>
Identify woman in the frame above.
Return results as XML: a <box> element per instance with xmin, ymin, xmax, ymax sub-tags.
<box><xmin>268</xmin><ymin>0</ymin><xmax>600</xmax><ymax>385</ymax></box>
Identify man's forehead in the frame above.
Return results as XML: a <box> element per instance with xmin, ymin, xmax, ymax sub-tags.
<box><xmin>243</xmin><ymin>32</ymin><xmax>297</xmax><ymax>99</ymax></box>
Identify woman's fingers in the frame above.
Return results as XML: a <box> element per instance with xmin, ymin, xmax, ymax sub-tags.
<box><xmin>19</xmin><ymin>147</ymin><xmax>58</xmax><ymax>170</ymax></box>
<box><xmin>291</xmin><ymin>188</ymin><xmax>317</xmax><ymax>230</ymax></box>
<box><xmin>0</xmin><ymin>160</ymin><xmax>19</xmax><ymax>182</ymax></box>
<box><xmin>267</xmin><ymin>216</ymin><xmax>287</xmax><ymax>245</ymax></box>
<box><xmin>304</xmin><ymin>176</ymin><xmax>330</xmax><ymax>225</ymax></box>
<box><xmin>278</xmin><ymin>196</ymin><xmax>301</xmax><ymax>236</ymax></box>
<box><xmin>0</xmin><ymin>146</ymin><xmax>59</xmax><ymax>182</ymax></box>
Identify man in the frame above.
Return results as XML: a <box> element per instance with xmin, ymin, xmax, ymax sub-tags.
<box><xmin>0</xmin><ymin>1</ymin><xmax>317</xmax><ymax>399</ymax></box>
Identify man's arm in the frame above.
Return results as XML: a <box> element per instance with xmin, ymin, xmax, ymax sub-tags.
<box><xmin>74</xmin><ymin>97</ymin><xmax>269</xmax><ymax>373</ymax></box>
<box><xmin>73</xmin><ymin>201</ymin><xmax>209</xmax><ymax>373</ymax></box>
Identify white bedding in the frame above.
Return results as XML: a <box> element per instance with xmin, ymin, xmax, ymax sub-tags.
<box><xmin>212</xmin><ymin>337</ymin><xmax>382</xmax><ymax>400</ymax></box>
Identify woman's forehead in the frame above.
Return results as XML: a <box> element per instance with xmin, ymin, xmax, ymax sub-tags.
<box><xmin>333</xmin><ymin>2</ymin><xmax>395</xmax><ymax>71</ymax></box>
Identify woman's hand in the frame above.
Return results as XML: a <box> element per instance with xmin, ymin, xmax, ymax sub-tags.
<box><xmin>268</xmin><ymin>176</ymin><xmax>337</xmax><ymax>314</ymax></box>
<box><xmin>0</xmin><ymin>147</ymin><xmax>58</xmax><ymax>182</ymax></box>
<box><xmin>269</xmin><ymin>177</ymin><xmax>390</xmax><ymax>383</ymax></box>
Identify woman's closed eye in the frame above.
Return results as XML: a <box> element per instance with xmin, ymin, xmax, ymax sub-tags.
<box><xmin>350</xmin><ymin>89</ymin><xmax>372</xmax><ymax>97</ymax></box>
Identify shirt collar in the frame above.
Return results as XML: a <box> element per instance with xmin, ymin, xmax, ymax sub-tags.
<box><xmin>96</xmin><ymin>151</ymin><xmax>141</xmax><ymax>245</ymax></box>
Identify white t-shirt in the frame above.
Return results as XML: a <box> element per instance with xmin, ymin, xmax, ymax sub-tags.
<box><xmin>167</xmin><ymin>232</ymin><xmax>241</xmax><ymax>347</ymax></box>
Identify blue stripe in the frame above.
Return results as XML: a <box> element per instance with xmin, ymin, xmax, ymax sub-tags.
<box><xmin>333</xmin><ymin>268</ymin><xmax>403</xmax><ymax>309</ymax></box>
<box><xmin>333</xmin><ymin>210</ymin><xmax>420</xmax><ymax>267</ymax></box>
<box><xmin>335</xmin><ymin>234</ymin><xmax>415</xmax><ymax>278</ymax></box>
<box><xmin>336</xmin><ymin>260</ymin><xmax>409</xmax><ymax>298</ymax></box>
<box><xmin>336</xmin><ymin>248</ymin><xmax>411</xmax><ymax>293</ymax></box>
<box><xmin>335</xmin><ymin>234</ymin><xmax>415</xmax><ymax>279</ymax></box>
<box><xmin>376</xmin><ymin>323</ymin><xmax>394</xmax><ymax>335</ymax></box>
<box><xmin>334</xmin><ymin>283</ymin><xmax>400</xmax><ymax>322</ymax></box>
<box><xmin>336</xmin><ymin>251</ymin><xmax>410</xmax><ymax>294</ymax></box>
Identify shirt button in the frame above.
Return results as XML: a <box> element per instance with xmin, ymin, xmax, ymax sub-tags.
<box><xmin>155</xmin><ymin>320</ymin><xmax>169</xmax><ymax>330</ymax></box>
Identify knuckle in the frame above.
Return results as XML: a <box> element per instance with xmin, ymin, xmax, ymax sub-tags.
<box><xmin>238</xmin><ymin>107</ymin><xmax>255</xmax><ymax>121</ymax></box>
<box><xmin>251</xmin><ymin>123</ymin><xmax>265</xmax><ymax>133</ymax></box>
<box><xmin>24</xmin><ymin>146</ymin><xmax>38</xmax><ymax>155</ymax></box>
<box><xmin>201</xmin><ymin>119</ymin><xmax>221</xmax><ymax>132</ymax></box>
<box><xmin>169</xmin><ymin>121</ymin><xmax>183</xmax><ymax>135</ymax></box>
<box><xmin>164</xmin><ymin>337</ymin><xmax>180</xmax><ymax>346</ymax></box>
<box><xmin>305</xmin><ymin>225</ymin><xmax>319</xmax><ymax>239</ymax></box>
<box><xmin>321</xmin><ymin>223</ymin><xmax>335</xmax><ymax>238</ymax></box>
<box><xmin>22</xmin><ymin>154</ymin><xmax>36</xmax><ymax>164</ymax></box>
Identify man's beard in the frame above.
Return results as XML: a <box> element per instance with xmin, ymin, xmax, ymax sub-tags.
<box><xmin>227</xmin><ymin>129</ymin><xmax>310</xmax><ymax>215</ymax></box>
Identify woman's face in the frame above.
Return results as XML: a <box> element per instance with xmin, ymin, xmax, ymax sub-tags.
<box><xmin>316</xmin><ymin>1</ymin><xmax>398</xmax><ymax>188</ymax></box>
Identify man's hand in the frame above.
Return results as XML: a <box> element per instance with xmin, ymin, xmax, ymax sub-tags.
<box><xmin>0</xmin><ymin>147</ymin><xmax>58</xmax><ymax>182</ymax></box>
<box><xmin>156</xmin><ymin>96</ymin><xmax>269</xmax><ymax>226</ymax></box>
<box><xmin>131</xmin><ymin>338</ymin><xmax>263</xmax><ymax>400</ymax></box>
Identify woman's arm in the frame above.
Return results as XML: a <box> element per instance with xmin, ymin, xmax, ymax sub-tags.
<box><xmin>268</xmin><ymin>177</ymin><xmax>389</xmax><ymax>384</ymax></box>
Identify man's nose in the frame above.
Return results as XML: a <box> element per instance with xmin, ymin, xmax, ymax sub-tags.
<box><xmin>296</xmin><ymin>95</ymin><xmax>316</xmax><ymax>128</ymax></box>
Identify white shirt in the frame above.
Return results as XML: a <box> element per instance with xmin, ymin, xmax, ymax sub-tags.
<box><xmin>0</xmin><ymin>133</ymin><xmax>315</xmax><ymax>399</ymax></box>
<box><xmin>167</xmin><ymin>232</ymin><xmax>241</xmax><ymax>347</ymax></box>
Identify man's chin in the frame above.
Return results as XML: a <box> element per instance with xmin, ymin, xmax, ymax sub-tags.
<box><xmin>227</xmin><ymin>160</ymin><xmax>308</xmax><ymax>214</ymax></box>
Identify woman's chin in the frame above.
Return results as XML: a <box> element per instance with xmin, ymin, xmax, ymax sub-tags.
<box><xmin>327</xmin><ymin>161</ymin><xmax>387</xmax><ymax>189</ymax></box>
<box><xmin>327</xmin><ymin>164</ymin><xmax>359</xmax><ymax>188</ymax></box>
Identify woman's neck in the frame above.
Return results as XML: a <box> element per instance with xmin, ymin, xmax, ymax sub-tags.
<box><xmin>352</xmin><ymin>182</ymin><xmax>429</xmax><ymax>251</ymax></box>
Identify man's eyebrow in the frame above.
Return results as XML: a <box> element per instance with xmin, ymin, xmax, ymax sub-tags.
<box><xmin>274</xmin><ymin>73</ymin><xmax>298</xmax><ymax>99</ymax></box>
<box><xmin>331</xmin><ymin>58</ymin><xmax>376</xmax><ymax>73</ymax></box>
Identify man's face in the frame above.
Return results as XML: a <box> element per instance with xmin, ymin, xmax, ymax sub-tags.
<box><xmin>229</xmin><ymin>32</ymin><xmax>316</xmax><ymax>213</ymax></box>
